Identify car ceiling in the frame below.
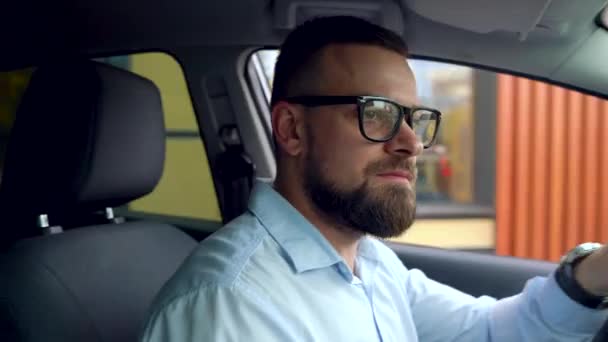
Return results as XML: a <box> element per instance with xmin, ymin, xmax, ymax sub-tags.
<box><xmin>2</xmin><ymin>0</ymin><xmax>608</xmax><ymax>97</ymax></box>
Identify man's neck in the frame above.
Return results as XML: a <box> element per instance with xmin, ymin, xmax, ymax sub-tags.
<box><xmin>274</xmin><ymin>177</ymin><xmax>362</xmax><ymax>272</ymax></box>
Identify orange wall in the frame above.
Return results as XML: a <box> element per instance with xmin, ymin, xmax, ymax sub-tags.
<box><xmin>496</xmin><ymin>75</ymin><xmax>608</xmax><ymax>261</ymax></box>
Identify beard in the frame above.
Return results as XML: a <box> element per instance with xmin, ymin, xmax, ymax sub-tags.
<box><xmin>303</xmin><ymin>152</ymin><xmax>417</xmax><ymax>239</ymax></box>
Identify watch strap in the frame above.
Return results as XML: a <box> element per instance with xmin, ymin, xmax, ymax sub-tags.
<box><xmin>555</xmin><ymin>261</ymin><xmax>608</xmax><ymax>310</ymax></box>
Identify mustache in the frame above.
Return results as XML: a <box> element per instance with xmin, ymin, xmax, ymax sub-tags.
<box><xmin>364</xmin><ymin>157</ymin><xmax>417</xmax><ymax>177</ymax></box>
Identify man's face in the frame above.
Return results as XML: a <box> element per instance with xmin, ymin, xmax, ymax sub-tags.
<box><xmin>298</xmin><ymin>44</ymin><xmax>422</xmax><ymax>238</ymax></box>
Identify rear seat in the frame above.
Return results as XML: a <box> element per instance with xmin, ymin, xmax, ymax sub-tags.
<box><xmin>0</xmin><ymin>60</ymin><xmax>197</xmax><ymax>342</ymax></box>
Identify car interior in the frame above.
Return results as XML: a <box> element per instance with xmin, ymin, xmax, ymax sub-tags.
<box><xmin>1</xmin><ymin>0</ymin><xmax>608</xmax><ymax>341</ymax></box>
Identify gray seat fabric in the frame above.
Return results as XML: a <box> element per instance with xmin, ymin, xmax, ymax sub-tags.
<box><xmin>0</xmin><ymin>61</ymin><xmax>197</xmax><ymax>342</ymax></box>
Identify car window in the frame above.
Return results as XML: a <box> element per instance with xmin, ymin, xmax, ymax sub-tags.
<box><xmin>0</xmin><ymin>52</ymin><xmax>222</xmax><ymax>225</ymax></box>
<box><xmin>247</xmin><ymin>49</ymin><xmax>608</xmax><ymax>262</ymax></box>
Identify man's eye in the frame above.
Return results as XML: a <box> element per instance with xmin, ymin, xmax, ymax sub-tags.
<box><xmin>364</xmin><ymin>110</ymin><xmax>380</xmax><ymax>120</ymax></box>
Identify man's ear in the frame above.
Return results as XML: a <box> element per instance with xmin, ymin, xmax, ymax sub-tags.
<box><xmin>271</xmin><ymin>101</ymin><xmax>306</xmax><ymax>157</ymax></box>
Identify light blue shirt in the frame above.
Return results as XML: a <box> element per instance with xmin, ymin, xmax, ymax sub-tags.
<box><xmin>142</xmin><ymin>181</ymin><xmax>607</xmax><ymax>341</ymax></box>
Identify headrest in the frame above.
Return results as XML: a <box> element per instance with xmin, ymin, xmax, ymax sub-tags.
<box><xmin>0</xmin><ymin>60</ymin><xmax>165</xmax><ymax>224</ymax></box>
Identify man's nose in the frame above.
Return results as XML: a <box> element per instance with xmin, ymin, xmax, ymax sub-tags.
<box><xmin>383</xmin><ymin>120</ymin><xmax>423</xmax><ymax>157</ymax></box>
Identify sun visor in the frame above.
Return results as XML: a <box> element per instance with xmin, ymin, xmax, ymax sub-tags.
<box><xmin>273</xmin><ymin>0</ymin><xmax>404</xmax><ymax>35</ymax></box>
<box><xmin>404</xmin><ymin>0</ymin><xmax>554</xmax><ymax>40</ymax></box>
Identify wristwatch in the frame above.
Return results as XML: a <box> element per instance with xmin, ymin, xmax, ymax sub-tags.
<box><xmin>555</xmin><ymin>242</ymin><xmax>608</xmax><ymax>310</ymax></box>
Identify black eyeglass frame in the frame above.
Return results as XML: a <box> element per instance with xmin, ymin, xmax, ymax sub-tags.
<box><xmin>283</xmin><ymin>95</ymin><xmax>442</xmax><ymax>148</ymax></box>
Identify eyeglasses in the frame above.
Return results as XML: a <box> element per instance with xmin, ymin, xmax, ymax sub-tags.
<box><xmin>284</xmin><ymin>95</ymin><xmax>442</xmax><ymax>148</ymax></box>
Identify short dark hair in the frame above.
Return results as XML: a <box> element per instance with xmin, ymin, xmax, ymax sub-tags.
<box><xmin>270</xmin><ymin>16</ymin><xmax>408</xmax><ymax>107</ymax></box>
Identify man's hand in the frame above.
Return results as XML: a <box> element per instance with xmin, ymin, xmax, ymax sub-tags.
<box><xmin>575</xmin><ymin>245</ymin><xmax>608</xmax><ymax>297</ymax></box>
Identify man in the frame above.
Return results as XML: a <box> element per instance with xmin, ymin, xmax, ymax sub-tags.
<box><xmin>142</xmin><ymin>16</ymin><xmax>608</xmax><ymax>341</ymax></box>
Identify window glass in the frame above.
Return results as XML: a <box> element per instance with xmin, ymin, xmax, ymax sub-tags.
<box><xmin>409</xmin><ymin>60</ymin><xmax>474</xmax><ymax>205</ymax></box>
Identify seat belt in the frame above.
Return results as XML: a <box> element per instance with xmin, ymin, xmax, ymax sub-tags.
<box><xmin>215</xmin><ymin>125</ymin><xmax>255</xmax><ymax>223</ymax></box>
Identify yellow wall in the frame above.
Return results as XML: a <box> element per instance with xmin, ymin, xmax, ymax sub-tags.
<box><xmin>441</xmin><ymin>104</ymin><xmax>474</xmax><ymax>203</ymax></box>
<box><xmin>127</xmin><ymin>53</ymin><xmax>222</xmax><ymax>222</ymax></box>
<box><xmin>390</xmin><ymin>219</ymin><xmax>495</xmax><ymax>249</ymax></box>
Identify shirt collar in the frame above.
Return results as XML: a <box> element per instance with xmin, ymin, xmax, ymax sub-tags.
<box><xmin>248</xmin><ymin>181</ymin><xmax>380</xmax><ymax>274</ymax></box>
<box><xmin>358</xmin><ymin>237</ymin><xmax>380</xmax><ymax>262</ymax></box>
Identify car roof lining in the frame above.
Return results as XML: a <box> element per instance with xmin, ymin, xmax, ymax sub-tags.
<box><xmin>1</xmin><ymin>0</ymin><xmax>607</xmax><ymax>97</ymax></box>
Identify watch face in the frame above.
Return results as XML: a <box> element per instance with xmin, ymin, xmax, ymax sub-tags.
<box><xmin>562</xmin><ymin>242</ymin><xmax>603</xmax><ymax>264</ymax></box>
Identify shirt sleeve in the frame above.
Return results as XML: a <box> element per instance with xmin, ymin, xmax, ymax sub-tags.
<box><xmin>140</xmin><ymin>285</ymin><xmax>300</xmax><ymax>342</ymax></box>
<box><xmin>405</xmin><ymin>267</ymin><xmax>608</xmax><ymax>341</ymax></box>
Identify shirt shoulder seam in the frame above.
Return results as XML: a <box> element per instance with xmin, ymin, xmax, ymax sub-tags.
<box><xmin>152</xmin><ymin>222</ymin><xmax>267</xmax><ymax>314</ymax></box>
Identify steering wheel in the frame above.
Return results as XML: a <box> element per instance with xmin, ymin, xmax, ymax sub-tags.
<box><xmin>593</xmin><ymin>319</ymin><xmax>608</xmax><ymax>342</ymax></box>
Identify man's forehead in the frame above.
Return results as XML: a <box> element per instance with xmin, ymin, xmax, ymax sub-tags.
<box><xmin>315</xmin><ymin>43</ymin><xmax>418</xmax><ymax>106</ymax></box>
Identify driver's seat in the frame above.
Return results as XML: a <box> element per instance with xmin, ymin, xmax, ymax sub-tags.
<box><xmin>0</xmin><ymin>60</ymin><xmax>197</xmax><ymax>342</ymax></box>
